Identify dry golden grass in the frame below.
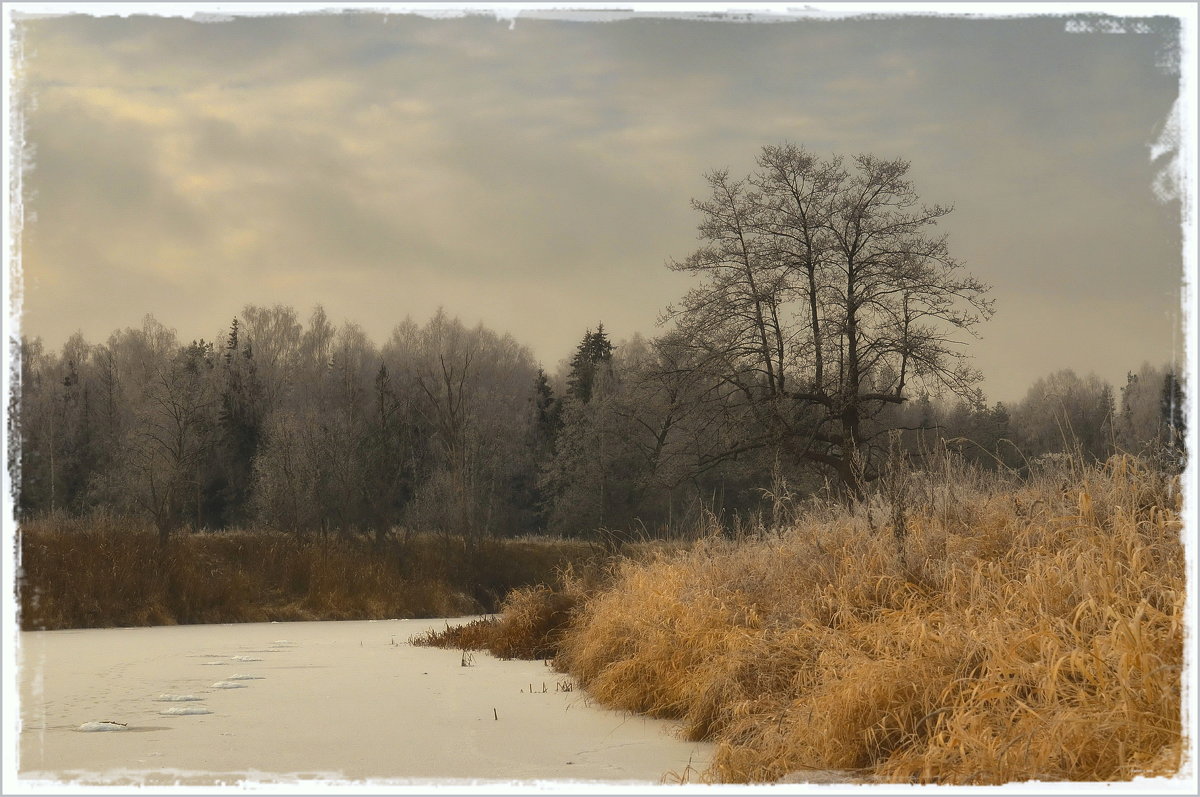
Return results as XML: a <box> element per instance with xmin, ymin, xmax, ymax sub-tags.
<box><xmin>18</xmin><ymin>514</ymin><xmax>599</xmax><ymax>630</ymax></box>
<box><xmin>412</xmin><ymin>561</ymin><xmax>614</xmax><ymax>659</ymax></box>
<box><xmin>411</xmin><ymin>616</ymin><xmax>502</xmax><ymax>651</ymax></box>
<box><xmin>554</xmin><ymin>455</ymin><xmax>1187</xmax><ymax>784</ymax></box>
<box><xmin>412</xmin><ymin>584</ymin><xmax>578</xmax><ymax>659</ymax></box>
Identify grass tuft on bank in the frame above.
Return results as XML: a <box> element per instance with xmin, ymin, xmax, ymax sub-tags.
<box><xmin>411</xmin><ymin>577</ymin><xmax>585</xmax><ymax>660</ymax></box>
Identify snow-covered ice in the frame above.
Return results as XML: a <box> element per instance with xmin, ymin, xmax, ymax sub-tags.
<box><xmin>19</xmin><ymin>618</ymin><xmax>712</xmax><ymax>786</ymax></box>
<box><xmin>76</xmin><ymin>722</ymin><xmax>127</xmax><ymax>732</ymax></box>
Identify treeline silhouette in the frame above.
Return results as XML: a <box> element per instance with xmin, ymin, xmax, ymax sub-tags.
<box><xmin>12</xmin><ymin>304</ymin><xmax>1185</xmax><ymax>543</ymax></box>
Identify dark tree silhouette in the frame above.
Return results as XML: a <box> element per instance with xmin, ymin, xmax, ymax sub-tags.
<box><xmin>665</xmin><ymin>143</ymin><xmax>993</xmax><ymax>498</ymax></box>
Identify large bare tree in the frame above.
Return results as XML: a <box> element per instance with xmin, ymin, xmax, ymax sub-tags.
<box><xmin>665</xmin><ymin>143</ymin><xmax>993</xmax><ymax>498</ymax></box>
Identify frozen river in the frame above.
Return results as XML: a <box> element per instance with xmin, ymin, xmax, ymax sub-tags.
<box><xmin>16</xmin><ymin>618</ymin><xmax>710</xmax><ymax>787</ymax></box>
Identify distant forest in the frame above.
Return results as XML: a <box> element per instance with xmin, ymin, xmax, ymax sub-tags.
<box><xmin>11</xmin><ymin>305</ymin><xmax>1184</xmax><ymax>542</ymax></box>
<box><xmin>9</xmin><ymin>144</ymin><xmax>1188</xmax><ymax>542</ymax></box>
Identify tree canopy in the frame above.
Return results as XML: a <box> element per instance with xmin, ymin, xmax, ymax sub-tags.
<box><xmin>664</xmin><ymin>142</ymin><xmax>994</xmax><ymax>496</ymax></box>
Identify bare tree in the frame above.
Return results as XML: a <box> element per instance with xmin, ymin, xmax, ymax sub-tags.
<box><xmin>111</xmin><ymin>339</ymin><xmax>218</xmax><ymax>543</ymax></box>
<box><xmin>1115</xmin><ymin>362</ymin><xmax>1187</xmax><ymax>471</ymax></box>
<box><xmin>1010</xmin><ymin>369</ymin><xmax>1115</xmax><ymax>464</ymax></box>
<box><xmin>252</xmin><ymin>408</ymin><xmax>328</xmax><ymax>537</ymax></box>
<box><xmin>384</xmin><ymin>310</ymin><xmax>539</xmax><ymax>539</ymax></box>
<box><xmin>241</xmin><ymin>304</ymin><xmax>302</xmax><ymax>411</ymax></box>
<box><xmin>665</xmin><ymin>143</ymin><xmax>993</xmax><ymax>498</ymax></box>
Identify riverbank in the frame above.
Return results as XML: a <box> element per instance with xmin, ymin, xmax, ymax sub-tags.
<box><xmin>429</xmin><ymin>457</ymin><xmax>1190</xmax><ymax>786</ymax></box>
<box><xmin>557</xmin><ymin>456</ymin><xmax>1188</xmax><ymax>784</ymax></box>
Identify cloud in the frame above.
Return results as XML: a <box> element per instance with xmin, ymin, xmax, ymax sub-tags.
<box><xmin>13</xmin><ymin>11</ymin><xmax>1183</xmax><ymax>398</ymax></box>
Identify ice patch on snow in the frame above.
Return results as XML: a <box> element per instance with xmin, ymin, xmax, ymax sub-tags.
<box><xmin>160</xmin><ymin>706</ymin><xmax>213</xmax><ymax>716</ymax></box>
<box><xmin>231</xmin><ymin>656</ymin><xmax>262</xmax><ymax>662</ymax></box>
<box><xmin>201</xmin><ymin>661</ymin><xmax>228</xmax><ymax>666</ymax></box>
<box><xmin>211</xmin><ymin>681</ymin><xmax>247</xmax><ymax>689</ymax></box>
<box><xmin>78</xmin><ymin>721</ymin><xmax>127</xmax><ymax>732</ymax></box>
<box><xmin>227</xmin><ymin>674</ymin><xmax>264</xmax><ymax>680</ymax></box>
<box><xmin>155</xmin><ymin>694</ymin><xmax>202</xmax><ymax>702</ymax></box>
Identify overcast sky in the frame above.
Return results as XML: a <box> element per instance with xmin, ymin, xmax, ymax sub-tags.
<box><xmin>10</xmin><ymin>7</ymin><xmax>1186</xmax><ymax>402</ymax></box>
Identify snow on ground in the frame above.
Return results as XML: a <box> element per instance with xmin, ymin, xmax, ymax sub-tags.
<box><xmin>76</xmin><ymin>723</ymin><xmax>127</xmax><ymax>733</ymax></box>
<box><xmin>17</xmin><ymin>618</ymin><xmax>712</xmax><ymax>787</ymax></box>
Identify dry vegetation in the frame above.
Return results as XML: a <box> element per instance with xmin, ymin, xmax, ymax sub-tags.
<box><xmin>17</xmin><ymin>514</ymin><xmax>599</xmax><ymax>630</ymax></box>
<box><xmin>22</xmin><ymin>454</ymin><xmax>1188</xmax><ymax>784</ymax></box>
<box><xmin>425</xmin><ymin>455</ymin><xmax>1188</xmax><ymax>785</ymax></box>
<box><xmin>411</xmin><ymin>581</ymin><xmax>582</xmax><ymax>660</ymax></box>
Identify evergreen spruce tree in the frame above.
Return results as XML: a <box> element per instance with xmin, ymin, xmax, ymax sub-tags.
<box><xmin>217</xmin><ymin>319</ymin><xmax>263</xmax><ymax>526</ymax></box>
<box><xmin>566</xmin><ymin>324</ymin><xmax>614</xmax><ymax>404</ymax></box>
<box><xmin>1161</xmin><ymin>369</ymin><xmax>1187</xmax><ymax>471</ymax></box>
<box><xmin>533</xmin><ymin>369</ymin><xmax>561</xmax><ymax>445</ymax></box>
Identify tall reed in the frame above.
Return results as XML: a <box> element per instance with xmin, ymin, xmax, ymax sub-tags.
<box><xmin>18</xmin><ymin>513</ymin><xmax>598</xmax><ymax>630</ymax></box>
<box><xmin>555</xmin><ymin>456</ymin><xmax>1186</xmax><ymax>784</ymax></box>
